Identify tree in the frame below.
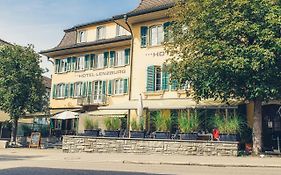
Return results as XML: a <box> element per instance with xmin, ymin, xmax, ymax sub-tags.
<box><xmin>165</xmin><ymin>0</ymin><xmax>281</xmax><ymax>155</ymax></box>
<box><xmin>0</xmin><ymin>44</ymin><xmax>47</xmax><ymax>143</ymax></box>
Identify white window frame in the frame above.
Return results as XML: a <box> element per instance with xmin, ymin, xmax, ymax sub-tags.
<box><xmin>116</xmin><ymin>25</ymin><xmax>128</xmax><ymax>37</ymax></box>
<box><xmin>97</xmin><ymin>26</ymin><xmax>106</xmax><ymax>40</ymax></box>
<box><xmin>114</xmin><ymin>50</ymin><xmax>125</xmax><ymax>67</ymax></box>
<box><xmin>114</xmin><ymin>79</ymin><xmax>124</xmax><ymax>95</ymax></box>
<box><xmin>155</xmin><ymin>67</ymin><xmax>162</xmax><ymax>91</ymax></box>
<box><xmin>96</xmin><ymin>54</ymin><xmax>104</xmax><ymax>69</ymax></box>
<box><xmin>74</xmin><ymin>82</ymin><xmax>83</xmax><ymax>97</ymax></box>
<box><xmin>78</xmin><ymin>30</ymin><xmax>87</xmax><ymax>43</ymax></box>
<box><xmin>93</xmin><ymin>80</ymin><xmax>104</xmax><ymax>101</ymax></box>
<box><xmin>74</xmin><ymin>56</ymin><xmax>84</xmax><ymax>71</ymax></box>
<box><xmin>149</xmin><ymin>25</ymin><xmax>164</xmax><ymax>46</ymax></box>
<box><xmin>56</xmin><ymin>84</ymin><xmax>65</xmax><ymax>98</ymax></box>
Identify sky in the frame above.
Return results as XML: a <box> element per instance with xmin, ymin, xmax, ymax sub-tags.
<box><xmin>0</xmin><ymin>0</ymin><xmax>140</xmax><ymax>77</ymax></box>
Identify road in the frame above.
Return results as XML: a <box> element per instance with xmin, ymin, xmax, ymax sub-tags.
<box><xmin>0</xmin><ymin>149</ymin><xmax>280</xmax><ymax>175</ymax></box>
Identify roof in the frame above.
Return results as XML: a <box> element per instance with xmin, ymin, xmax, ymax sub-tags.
<box><xmin>0</xmin><ymin>39</ymin><xmax>12</xmax><ymax>45</ymax></box>
<box><xmin>43</xmin><ymin>76</ymin><xmax>52</xmax><ymax>89</ymax></box>
<box><xmin>114</xmin><ymin>0</ymin><xmax>175</xmax><ymax>19</ymax></box>
<box><xmin>64</xmin><ymin>18</ymin><xmax>113</xmax><ymax>32</ymax></box>
<box><xmin>40</xmin><ymin>35</ymin><xmax>131</xmax><ymax>54</ymax></box>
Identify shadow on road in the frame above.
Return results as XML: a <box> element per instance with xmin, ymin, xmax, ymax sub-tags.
<box><xmin>0</xmin><ymin>155</ymin><xmax>43</xmax><ymax>161</ymax></box>
<box><xmin>0</xmin><ymin>167</ymin><xmax>169</xmax><ymax>175</ymax></box>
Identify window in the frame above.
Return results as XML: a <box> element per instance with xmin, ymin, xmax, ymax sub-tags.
<box><xmin>116</xmin><ymin>25</ymin><xmax>129</xmax><ymax>36</ymax></box>
<box><xmin>56</xmin><ymin>84</ymin><xmax>65</xmax><ymax>98</ymax></box>
<box><xmin>97</xmin><ymin>26</ymin><xmax>106</xmax><ymax>40</ymax></box>
<box><xmin>114</xmin><ymin>79</ymin><xmax>124</xmax><ymax>95</ymax></box>
<box><xmin>146</xmin><ymin>66</ymin><xmax>169</xmax><ymax>92</ymax></box>
<box><xmin>78</xmin><ymin>31</ymin><xmax>86</xmax><ymax>43</ymax></box>
<box><xmin>155</xmin><ymin>67</ymin><xmax>162</xmax><ymax>91</ymax></box>
<box><xmin>149</xmin><ymin>25</ymin><xmax>164</xmax><ymax>46</ymax></box>
<box><xmin>93</xmin><ymin>81</ymin><xmax>106</xmax><ymax>101</ymax></box>
<box><xmin>75</xmin><ymin>56</ymin><xmax>84</xmax><ymax>71</ymax></box>
<box><xmin>96</xmin><ymin>54</ymin><xmax>104</xmax><ymax>69</ymax></box>
<box><xmin>115</xmin><ymin>50</ymin><xmax>125</xmax><ymax>66</ymax></box>
<box><xmin>74</xmin><ymin>82</ymin><xmax>83</xmax><ymax>97</ymax></box>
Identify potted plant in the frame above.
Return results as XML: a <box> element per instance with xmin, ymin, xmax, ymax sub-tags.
<box><xmin>130</xmin><ymin>118</ymin><xmax>145</xmax><ymax>138</ymax></box>
<box><xmin>104</xmin><ymin>117</ymin><xmax>121</xmax><ymax>137</ymax></box>
<box><xmin>84</xmin><ymin>117</ymin><xmax>100</xmax><ymax>137</ymax></box>
<box><xmin>153</xmin><ymin>112</ymin><xmax>171</xmax><ymax>139</ymax></box>
<box><xmin>213</xmin><ymin>114</ymin><xmax>242</xmax><ymax>141</ymax></box>
<box><xmin>179</xmin><ymin>112</ymin><xmax>200</xmax><ymax>140</ymax></box>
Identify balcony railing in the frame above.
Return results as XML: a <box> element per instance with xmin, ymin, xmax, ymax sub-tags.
<box><xmin>77</xmin><ymin>94</ymin><xmax>107</xmax><ymax>106</ymax></box>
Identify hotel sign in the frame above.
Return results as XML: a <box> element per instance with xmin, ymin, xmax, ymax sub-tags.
<box><xmin>76</xmin><ymin>69</ymin><xmax>126</xmax><ymax>78</ymax></box>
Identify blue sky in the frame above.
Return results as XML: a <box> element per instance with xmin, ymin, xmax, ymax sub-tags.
<box><xmin>0</xmin><ymin>0</ymin><xmax>140</xmax><ymax>77</ymax></box>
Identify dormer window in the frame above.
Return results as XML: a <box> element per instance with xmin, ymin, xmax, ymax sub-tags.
<box><xmin>116</xmin><ymin>25</ymin><xmax>129</xmax><ymax>37</ymax></box>
<box><xmin>97</xmin><ymin>26</ymin><xmax>106</xmax><ymax>40</ymax></box>
<box><xmin>78</xmin><ymin>31</ymin><xmax>86</xmax><ymax>43</ymax></box>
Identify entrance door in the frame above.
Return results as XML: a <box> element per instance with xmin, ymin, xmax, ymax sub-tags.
<box><xmin>262</xmin><ymin>105</ymin><xmax>281</xmax><ymax>152</ymax></box>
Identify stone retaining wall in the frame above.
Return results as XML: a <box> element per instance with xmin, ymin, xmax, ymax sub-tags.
<box><xmin>63</xmin><ymin>136</ymin><xmax>238</xmax><ymax>156</ymax></box>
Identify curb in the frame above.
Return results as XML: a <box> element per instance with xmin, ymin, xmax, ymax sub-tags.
<box><xmin>122</xmin><ymin>160</ymin><xmax>281</xmax><ymax>169</ymax></box>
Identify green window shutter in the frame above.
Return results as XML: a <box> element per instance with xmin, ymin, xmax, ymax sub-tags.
<box><xmin>104</xmin><ymin>52</ymin><xmax>109</xmax><ymax>67</ymax></box>
<box><xmin>108</xmin><ymin>80</ymin><xmax>113</xmax><ymax>95</ymax></box>
<box><xmin>171</xmin><ymin>79</ymin><xmax>178</xmax><ymax>91</ymax></box>
<box><xmin>123</xmin><ymin>78</ymin><xmax>128</xmax><ymax>94</ymax></box>
<box><xmin>65</xmin><ymin>84</ymin><xmax>69</xmax><ymax>97</ymax></box>
<box><xmin>146</xmin><ymin>65</ymin><xmax>155</xmax><ymax>92</ymax></box>
<box><xmin>163</xmin><ymin>22</ymin><xmax>171</xmax><ymax>41</ymax></box>
<box><xmin>90</xmin><ymin>54</ymin><xmax>95</xmax><ymax>68</ymax></box>
<box><xmin>102</xmin><ymin>81</ymin><xmax>107</xmax><ymax>95</ymax></box>
<box><xmin>161</xmin><ymin>66</ymin><xmax>170</xmax><ymax>90</ymax></box>
<box><xmin>141</xmin><ymin>26</ymin><xmax>148</xmax><ymax>48</ymax></box>
<box><xmin>84</xmin><ymin>55</ymin><xmax>90</xmax><ymax>70</ymax></box>
<box><xmin>52</xmin><ymin>84</ymin><xmax>57</xmax><ymax>99</ymax></box>
<box><xmin>87</xmin><ymin>82</ymin><xmax>92</xmax><ymax>96</ymax></box>
<box><xmin>125</xmin><ymin>48</ymin><xmax>130</xmax><ymax>65</ymax></box>
<box><xmin>70</xmin><ymin>83</ymin><xmax>74</xmax><ymax>97</ymax></box>
<box><xmin>72</xmin><ymin>57</ymin><xmax>76</xmax><ymax>71</ymax></box>
<box><xmin>55</xmin><ymin>60</ymin><xmax>59</xmax><ymax>73</ymax></box>
<box><xmin>110</xmin><ymin>51</ymin><xmax>115</xmax><ymax>67</ymax></box>
<box><xmin>67</xmin><ymin>58</ymin><xmax>72</xmax><ymax>71</ymax></box>
<box><xmin>82</xmin><ymin>82</ymin><xmax>87</xmax><ymax>97</ymax></box>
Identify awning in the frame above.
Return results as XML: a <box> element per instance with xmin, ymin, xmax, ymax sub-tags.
<box><xmin>98</xmin><ymin>99</ymin><xmax>243</xmax><ymax>110</ymax></box>
<box><xmin>50</xmin><ymin>108</ymin><xmax>81</xmax><ymax>116</ymax></box>
<box><xmin>88</xmin><ymin>110</ymin><xmax>128</xmax><ymax>117</ymax></box>
<box><xmin>51</xmin><ymin>111</ymin><xmax>79</xmax><ymax>120</ymax></box>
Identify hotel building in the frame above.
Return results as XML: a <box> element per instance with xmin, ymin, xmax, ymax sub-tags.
<box><xmin>41</xmin><ymin>0</ymin><xmax>280</xmax><ymax>151</ymax></box>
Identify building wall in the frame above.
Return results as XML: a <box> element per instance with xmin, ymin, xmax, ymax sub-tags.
<box><xmin>130</xmin><ymin>18</ymin><xmax>188</xmax><ymax>101</ymax></box>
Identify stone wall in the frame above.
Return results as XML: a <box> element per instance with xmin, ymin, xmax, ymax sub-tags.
<box><xmin>63</xmin><ymin>136</ymin><xmax>238</xmax><ymax>156</ymax></box>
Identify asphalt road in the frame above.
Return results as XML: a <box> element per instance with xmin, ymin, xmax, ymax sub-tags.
<box><xmin>0</xmin><ymin>149</ymin><xmax>281</xmax><ymax>175</ymax></box>
<box><xmin>0</xmin><ymin>164</ymin><xmax>281</xmax><ymax>175</ymax></box>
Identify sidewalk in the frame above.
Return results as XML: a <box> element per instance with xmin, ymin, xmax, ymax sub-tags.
<box><xmin>0</xmin><ymin>148</ymin><xmax>281</xmax><ymax>169</ymax></box>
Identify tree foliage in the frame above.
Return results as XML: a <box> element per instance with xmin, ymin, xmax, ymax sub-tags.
<box><xmin>0</xmin><ymin>44</ymin><xmax>47</xmax><ymax>119</ymax></box>
<box><xmin>165</xmin><ymin>0</ymin><xmax>281</xmax><ymax>102</ymax></box>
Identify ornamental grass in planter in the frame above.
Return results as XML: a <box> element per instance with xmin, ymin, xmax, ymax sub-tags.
<box><xmin>84</xmin><ymin>117</ymin><xmax>100</xmax><ymax>137</ymax></box>
<box><xmin>212</xmin><ymin>114</ymin><xmax>242</xmax><ymax>142</ymax></box>
<box><xmin>179</xmin><ymin>112</ymin><xmax>200</xmax><ymax>140</ymax></box>
<box><xmin>104</xmin><ymin>117</ymin><xmax>121</xmax><ymax>137</ymax></box>
<box><xmin>153</xmin><ymin>112</ymin><xmax>171</xmax><ymax>139</ymax></box>
<box><xmin>130</xmin><ymin>118</ymin><xmax>145</xmax><ymax>138</ymax></box>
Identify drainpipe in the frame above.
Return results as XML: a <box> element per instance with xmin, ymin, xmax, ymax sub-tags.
<box><xmin>124</xmin><ymin>14</ymin><xmax>134</xmax><ymax>136</ymax></box>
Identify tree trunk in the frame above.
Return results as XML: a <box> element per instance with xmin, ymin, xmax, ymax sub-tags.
<box><xmin>11</xmin><ymin>117</ymin><xmax>18</xmax><ymax>144</ymax></box>
<box><xmin>252</xmin><ymin>100</ymin><xmax>263</xmax><ymax>155</ymax></box>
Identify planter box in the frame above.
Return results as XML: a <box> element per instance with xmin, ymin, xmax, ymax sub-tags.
<box><xmin>130</xmin><ymin>131</ymin><xmax>145</xmax><ymax>138</ymax></box>
<box><xmin>154</xmin><ymin>132</ymin><xmax>170</xmax><ymax>139</ymax></box>
<box><xmin>84</xmin><ymin>129</ymin><xmax>100</xmax><ymax>137</ymax></box>
<box><xmin>180</xmin><ymin>133</ymin><xmax>198</xmax><ymax>140</ymax></box>
<box><xmin>104</xmin><ymin>130</ymin><xmax>120</xmax><ymax>137</ymax></box>
<box><xmin>220</xmin><ymin>134</ymin><xmax>238</xmax><ymax>141</ymax></box>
